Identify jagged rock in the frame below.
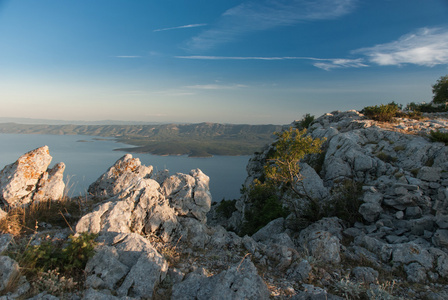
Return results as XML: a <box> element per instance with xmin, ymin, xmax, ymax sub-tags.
<box><xmin>298</xmin><ymin>218</ymin><xmax>344</xmax><ymax>264</ymax></box>
<box><xmin>418</xmin><ymin>166</ymin><xmax>442</xmax><ymax>182</ymax></box>
<box><xmin>160</xmin><ymin>169</ymin><xmax>212</xmax><ymax>223</ymax></box>
<box><xmin>81</xmin><ymin>288</ymin><xmax>137</xmax><ymax>300</ymax></box>
<box><xmin>405</xmin><ymin>262</ymin><xmax>428</xmax><ymax>283</ymax></box>
<box><xmin>251</xmin><ymin>217</ymin><xmax>285</xmax><ymax>243</ymax></box>
<box><xmin>0</xmin><ymin>234</ymin><xmax>12</xmax><ymax>253</ymax></box>
<box><xmin>295</xmin><ymin>163</ymin><xmax>329</xmax><ymax>200</ymax></box>
<box><xmin>33</xmin><ymin>162</ymin><xmax>66</xmax><ymax>202</ymax></box>
<box><xmin>359</xmin><ymin>202</ymin><xmax>383</xmax><ymax>223</ymax></box>
<box><xmin>287</xmin><ymin>259</ymin><xmax>312</xmax><ymax>282</ymax></box>
<box><xmin>88</xmin><ymin>154</ymin><xmax>153</xmax><ymax>199</ymax></box>
<box><xmin>85</xmin><ymin>246</ymin><xmax>129</xmax><ymax>290</ymax></box>
<box><xmin>77</xmin><ymin>178</ymin><xmax>179</xmax><ymax>242</ymax></box>
<box><xmin>171</xmin><ymin>258</ymin><xmax>269</xmax><ymax>300</ymax></box>
<box><xmin>433</xmin><ymin>229</ymin><xmax>448</xmax><ymax>248</ymax></box>
<box><xmin>391</xmin><ymin>243</ymin><xmax>433</xmax><ymax>269</ymax></box>
<box><xmin>0</xmin><ymin>146</ymin><xmax>65</xmax><ymax>208</ymax></box>
<box><xmin>85</xmin><ymin>233</ymin><xmax>168</xmax><ymax>299</ymax></box>
<box><xmin>27</xmin><ymin>292</ymin><xmax>60</xmax><ymax>300</ymax></box>
<box><xmin>0</xmin><ymin>256</ymin><xmax>20</xmax><ymax>293</ymax></box>
<box><xmin>351</xmin><ymin>267</ymin><xmax>379</xmax><ymax>284</ymax></box>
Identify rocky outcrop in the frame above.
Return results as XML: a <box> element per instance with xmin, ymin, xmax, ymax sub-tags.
<box><xmin>227</xmin><ymin>110</ymin><xmax>448</xmax><ymax>297</ymax></box>
<box><xmin>0</xmin><ymin>146</ymin><xmax>65</xmax><ymax>209</ymax></box>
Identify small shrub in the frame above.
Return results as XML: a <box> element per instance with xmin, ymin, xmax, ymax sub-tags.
<box><xmin>6</xmin><ymin>232</ymin><xmax>97</xmax><ymax>279</ymax></box>
<box><xmin>296</xmin><ymin>113</ymin><xmax>315</xmax><ymax>129</ymax></box>
<box><xmin>330</xmin><ymin>179</ymin><xmax>364</xmax><ymax>226</ymax></box>
<box><xmin>429</xmin><ymin>130</ymin><xmax>448</xmax><ymax>145</ymax></box>
<box><xmin>405</xmin><ymin>101</ymin><xmax>448</xmax><ymax>113</ymax></box>
<box><xmin>216</xmin><ymin>199</ymin><xmax>237</xmax><ymax>218</ymax></box>
<box><xmin>362</xmin><ymin>102</ymin><xmax>401</xmax><ymax>122</ymax></box>
<box><xmin>241</xmin><ymin>181</ymin><xmax>288</xmax><ymax>236</ymax></box>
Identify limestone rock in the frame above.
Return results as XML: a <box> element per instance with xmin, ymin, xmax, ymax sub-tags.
<box><xmin>0</xmin><ymin>256</ymin><xmax>20</xmax><ymax>293</ymax></box>
<box><xmin>85</xmin><ymin>233</ymin><xmax>168</xmax><ymax>299</ymax></box>
<box><xmin>0</xmin><ymin>146</ymin><xmax>65</xmax><ymax>208</ymax></box>
<box><xmin>298</xmin><ymin>218</ymin><xmax>344</xmax><ymax>264</ymax></box>
<box><xmin>33</xmin><ymin>162</ymin><xmax>66</xmax><ymax>202</ymax></box>
<box><xmin>171</xmin><ymin>258</ymin><xmax>269</xmax><ymax>300</ymax></box>
<box><xmin>161</xmin><ymin>169</ymin><xmax>212</xmax><ymax>223</ymax></box>
<box><xmin>88</xmin><ymin>154</ymin><xmax>153</xmax><ymax>199</ymax></box>
<box><xmin>0</xmin><ymin>234</ymin><xmax>12</xmax><ymax>253</ymax></box>
<box><xmin>351</xmin><ymin>267</ymin><xmax>379</xmax><ymax>284</ymax></box>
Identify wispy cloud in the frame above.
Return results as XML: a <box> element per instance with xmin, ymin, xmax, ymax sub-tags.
<box><xmin>176</xmin><ymin>55</ymin><xmax>367</xmax><ymax>70</ymax></box>
<box><xmin>154</xmin><ymin>23</ymin><xmax>207</xmax><ymax>32</ymax></box>
<box><xmin>354</xmin><ymin>27</ymin><xmax>448</xmax><ymax>67</ymax></box>
<box><xmin>312</xmin><ymin>58</ymin><xmax>368</xmax><ymax>70</ymax></box>
<box><xmin>185</xmin><ymin>83</ymin><xmax>248</xmax><ymax>90</ymax></box>
<box><xmin>186</xmin><ymin>0</ymin><xmax>357</xmax><ymax>51</ymax></box>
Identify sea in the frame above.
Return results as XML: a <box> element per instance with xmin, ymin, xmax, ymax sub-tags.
<box><xmin>0</xmin><ymin>133</ymin><xmax>251</xmax><ymax>201</ymax></box>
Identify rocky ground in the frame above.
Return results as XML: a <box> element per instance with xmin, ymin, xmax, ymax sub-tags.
<box><xmin>1</xmin><ymin>110</ymin><xmax>448</xmax><ymax>299</ymax></box>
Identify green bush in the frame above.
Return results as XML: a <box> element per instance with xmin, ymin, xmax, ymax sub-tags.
<box><xmin>6</xmin><ymin>232</ymin><xmax>97</xmax><ymax>277</ymax></box>
<box><xmin>406</xmin><ymin>101</ymin><xmax>447</xmax><ymax>113</ymax></box>
<box><xmin>429</xmin><ymin>130</ymin><xmax>448</xmax><ymax>145</ymax></box>
<box><xmin>296</xmin><ymin>113</ymin><xmax>315</xmax><ymax>129</ymax></box>
<box><xmin>361</xmin><ymin>102</ymin><xmax>401</xmax><ymax>122</ymax></box>
<box><xmin>241</xmin><ymin>181</ymin><xmax>288</xmax><ymax>236</ymax></box>
<box><xmin>216</xmin><ymin>199</ymin><xmax>237</xmax><ymax>218</ymax></box>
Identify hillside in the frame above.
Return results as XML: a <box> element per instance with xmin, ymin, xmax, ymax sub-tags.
<box><xmin>0</xmin><ymin>122</ymin><xmax>282</xmax><ymax>157</ymax></box>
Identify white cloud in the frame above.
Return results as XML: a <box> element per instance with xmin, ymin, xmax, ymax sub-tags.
<box><xmin>185</xmin><ymin>83</ymin><xmax>248</xmax><ymax>90</ymax></box>
<box><xmin>153</xmin><ymin>23</ymin><xmax>207</xmax><ymax>32</ymax></box>
<box><xmin>355</xmin><ymin>27</ymin><xmax>448</xmax><ymax>67</ymax></box>
<box><xmin>176</xmin><ymin>55</ymin><xmax>367</xmax><ymax>70</ymax></box>
<box><xmin>186</xmin><ymin>0</ymin><xmax>357</xmax><ymax>51</ymax></box>
<box><xmin>312</xmin><ymin>58</ymin><xmax>368</xmax><ymax>70</ymax></box>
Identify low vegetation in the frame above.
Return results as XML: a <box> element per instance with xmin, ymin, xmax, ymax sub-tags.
<box><xmin>361</xmin><ymin>102</ymin><xmax>401</xmax><ymax>122</ymax></box>
<box><xmin>429</xmin><ymin>130</ymin><xmax>448</xmax><ymax>145</ymax></box>
<box><xmin>241</xmin><ymin>181</ymin><xmax>288</xmax><ymax>236</ymax></box>
<box><xmin>3</xmin><ymin>232</ymin><xmax>97</xmax><ymax>297</ymax></box>
<box><xmin>0</xmin><ymin>197</ymin><xmax>86</xmax><ymax>236</ymax></box>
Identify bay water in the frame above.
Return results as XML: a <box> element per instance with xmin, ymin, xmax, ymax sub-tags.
<box><xmin>0</xmin><ymin>134</ymin><xmax>251</xmax><ymax>201</ymax></box>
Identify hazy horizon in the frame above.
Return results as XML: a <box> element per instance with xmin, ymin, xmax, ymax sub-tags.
<box><xmin>1</xmin><ymin>1</ymin><xmax>447</xmax><ymax>124</ymax></box>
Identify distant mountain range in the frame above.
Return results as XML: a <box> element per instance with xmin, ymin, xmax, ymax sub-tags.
<box><xmin>0</xmin><ymin>121</ymin><xmax>283</xmax><ymax>157</ymax></box>
<box><xmin>0</xmin><ymin>117</ymin><xmax>166</xmax><ymax>125</ymax></box>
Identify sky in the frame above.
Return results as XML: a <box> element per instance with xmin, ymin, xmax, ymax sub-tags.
<box><xmin>0</xmin><ymin>0</ymin><xmax>448</xmax><ymax>125</ymax></box>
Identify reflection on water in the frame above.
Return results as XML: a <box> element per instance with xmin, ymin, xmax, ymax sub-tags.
<box><xmin>0</xmin><ymin>134</ymin><xmax>250</xmax><ymax>201</ymax></box>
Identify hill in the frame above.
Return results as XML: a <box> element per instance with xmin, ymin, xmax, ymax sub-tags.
<box><xmin>0</xmin><ymin>122</ymin><xmax>283</xmax><ymax>157</ymax></box>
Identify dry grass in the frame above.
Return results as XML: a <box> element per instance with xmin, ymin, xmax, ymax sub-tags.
<box><xmin>0</xmin><ymin>196</ymin><xmax>88</xmax><ymax>236</ymax></box>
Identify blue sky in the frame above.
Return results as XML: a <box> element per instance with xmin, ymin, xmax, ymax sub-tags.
<box><xmin>0</xmin><ymin>0</ymin><xmax>447</xmax><ymax>124</ymax></box>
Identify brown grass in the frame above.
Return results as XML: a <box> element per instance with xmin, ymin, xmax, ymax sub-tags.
<box><xmin>0</xmin><ymin>197</ymin><xmax>87</xmax><ymax>236</ymax></box>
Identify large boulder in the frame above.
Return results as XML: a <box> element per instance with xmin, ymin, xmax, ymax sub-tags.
<box><xmin>85</xmin><ymin>232</ymin><xmax>168</xmax><ymax>299</ymax></box>
<box><xmin>171</xmin><ymin>258</ymin><xmax>269</xmax><ymax>300</ymax></box>
<box><xmin>160</xmin><ymin>169</ymin><xmax>212</xmax><ymax>223</ymax></box>
<box><xmin>87</xmin><ymin>154</ymin><xmax>153</xmax><ymax>199</ymax></box>
<box><xmin>0</xmin><ymin>146</ymin><xmax>65</xmax><ymax>208</ymax></box>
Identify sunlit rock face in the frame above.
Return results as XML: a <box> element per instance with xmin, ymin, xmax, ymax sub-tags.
<box><xmin>0</xmin><ymin>145</ymin><xmax>65</xmax><ymax>208</ymax></box>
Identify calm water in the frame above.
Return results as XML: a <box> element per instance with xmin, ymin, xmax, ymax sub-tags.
<box><xmin>0</xmin><ymin>134</ymin><xmax>250</xmax><ymax>201</ymax></box>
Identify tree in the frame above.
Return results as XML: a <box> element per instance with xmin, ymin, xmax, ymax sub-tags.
<box><xmin>432</xmin><ymin>75</ymin><xmax>448</xmax><ymax>104</ymax></box>
<box><xmin>264</xmin><ymin>127</ymin><xmax>325</xmax><ymax>198</ymax></box>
